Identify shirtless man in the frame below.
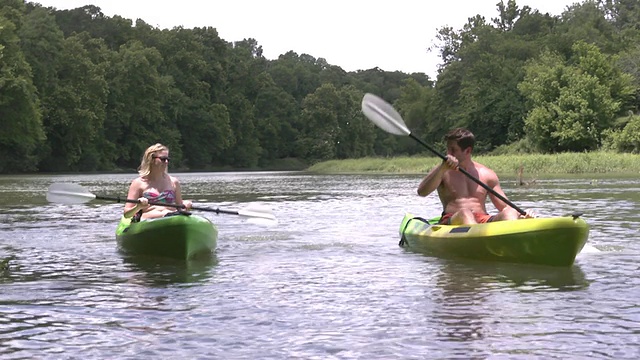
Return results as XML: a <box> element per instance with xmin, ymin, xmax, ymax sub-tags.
<box><xmin>417</xmin><ymin>128</ymin><xmax>534</xmax><ymax>225</ymax></box>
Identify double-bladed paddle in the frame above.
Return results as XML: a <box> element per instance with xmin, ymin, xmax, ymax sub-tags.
<box><xmin>361</xmin><ymin>93</ymin><xmax>526</xmax><ymax>216</ymax></box>
<box><xmin>46</xmin><ymin>182</ymin><xmax>277</xmax><ymax>221</ymax></box>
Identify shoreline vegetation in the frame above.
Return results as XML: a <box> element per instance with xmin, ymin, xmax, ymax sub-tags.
<box><xmin>307</xmin><ymin>152</ymin><xmax>640</xmax><ymax>178</ymax></box>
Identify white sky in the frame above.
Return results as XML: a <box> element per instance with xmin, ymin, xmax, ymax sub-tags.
<box><xmin>32</xmin><ymin>0</ymin><xmax>579</xmax><ymax>78</ymax></box>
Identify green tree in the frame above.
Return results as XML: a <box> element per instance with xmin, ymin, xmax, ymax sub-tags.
<box><xmin>617</xmin><ymin>44</ymin><xmax>640</xmax><ymax>111</ymax></box>
<box><xmin>221</xmin><ymin>93</ymin><xmax>261</xmax><ymax>168</ymax></box>
<box><xmin>178</xmin><ymin>102</ymin><xmax>233</xmax><ymax>168</ymax></box>
<box><xmin>555</xmin><ymin>1</ymin><xmax>620</xmax><ymax>55</ymax></box>
<box><xmin>105</xmin><ymin>40</ymin><xmax>181</xmax><ymax>168</ymax></box>
<box><xmin>602</xmin><ymin>114</ymin><xmax>640</xmax><ymax>153</ymax></box>
<box><xmin>296</xmin><ymin>84</ymin><xmax>341</xmax><ymax>162</ymax></box>
<box><xmin>253</xmin><ymin>72</ymin><xmax>299</xmax><ymax>163</ymax></box>
<box><xmin>0</xmin><ymin>7</ymin><xmax>44</xmax><ymax>173</ymax></box>
<box><xmin>156</xmin><ymin>27</ymin><xmax>233</xmax><ymax>168</ymax></box>
<box><xmin>393</xmin><ymin>78</ymin><xmax>437</xmax><ymax>155</ymax></box>
<box><xmin>296</xmin><ymin>84</ymin><xmax>374</xmax><ymax>162</ymax></box>
<box><xmin>19</xmin><ymin>6</ymin><xmax>64</xmax><ymax>102</ymax></box>
<box><xmin>519</xmin><ymin>41</ymin><xmax>635</xmax><ymax>152</ymax></box>
<box><xmin>52</xmin><ymin>5</ymin><xmax>134</xmax><ymax>49</ymax></box>
<box><xmin>227</xmin><ymin>38</ymin><xmax>268</xmax><ymax>103</ymax></box>
<box><xmin>268</xmin><ymin>51</ymin><xmax>322</xmax><ymax>103</ymax></box>
<box><xmin>37</xmin><ymin>34</ymin><xmax>108</xmax><ymax>171</ymax></box>
<box><xmin>432</xmin><ymin>6</ymin><xmax>535</xmax><ymax>151</ymax></box>
<box><xmin>334</xmin><ymin>85</ymin><xmax>375</xmax><ymax>159</ymax></box>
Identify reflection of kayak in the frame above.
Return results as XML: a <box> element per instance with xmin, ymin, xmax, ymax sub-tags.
<box><xmin>116</xmin><ymin>214</ymin><xmax>218</xmax><ymax>260</ymax></box>
<box><xmin>436</xmin><ymin>258</ymin><xmax>589</xmax><ymax>291</ymax></box>
<box><xmin>122</xmin><ymin>253</ymin><xmax>218</xmax><ymax>285</ymax></box>
<box><xmin>399</xmin><ymin>214</ymin><xmax>589</xmax><ymax>267</ymax></box>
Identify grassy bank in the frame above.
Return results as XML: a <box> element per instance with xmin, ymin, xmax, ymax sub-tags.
<box><xmin>307</xmin><ymin>152</ymin><xmax>640</xmax><ymax>176</ymax></box>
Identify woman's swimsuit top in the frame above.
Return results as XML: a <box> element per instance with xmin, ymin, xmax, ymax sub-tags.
<box><xmin>142</xmin><ymin>189</ymin><xmax>176</xmax><ymax>204</ymax></box>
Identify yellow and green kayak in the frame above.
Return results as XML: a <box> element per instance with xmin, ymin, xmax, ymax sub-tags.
<box><xmin>399</xmin><ymin>213</ymin><xmax>589</xmax><ymax>267</ymax></box>
<box><xmin>116</xmin><ymin>213</ymin><xmax>218</xmax><ymax>260</ymax></box>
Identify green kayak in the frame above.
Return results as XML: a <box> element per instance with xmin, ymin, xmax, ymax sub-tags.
<box><xmin>116</xmin><ymin>213</ymin><xmax>218</xmax><ymax>260</ymax></box>
<box><xmin>399</xmin><ymin>213</ymin><xmax>589</xmax><ymax>267</ymax></box>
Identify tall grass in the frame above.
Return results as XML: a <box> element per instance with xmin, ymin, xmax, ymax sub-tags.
<box><xmin>307</xmin><ymin>152</ymin><xmax>640</xmax><ymax>176</ymax></box>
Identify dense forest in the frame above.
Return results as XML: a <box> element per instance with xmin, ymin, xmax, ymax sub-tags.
<box><xmin>1</xmin><ymin>0</ymin><xmax>639</xmax><ymax>173</ymax></box>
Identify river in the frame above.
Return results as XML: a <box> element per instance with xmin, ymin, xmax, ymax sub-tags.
<box><xmin>0</xmin><ymin>172</ymin><xmax>638</xmax><ymax>359</ymax></box>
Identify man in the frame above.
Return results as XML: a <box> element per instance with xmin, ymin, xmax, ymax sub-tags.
<box><xmin>417</xmin><ymin>128</ymin><xmax>535</xmax><ymax>225</ymax></box>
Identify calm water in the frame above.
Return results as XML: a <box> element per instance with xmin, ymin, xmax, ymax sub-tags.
<box><xmin>1</xmin><ymin>172</ymin><xmax>639</xmax><ymax>359</ymax></box>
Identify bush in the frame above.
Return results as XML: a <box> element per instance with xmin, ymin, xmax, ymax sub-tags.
<box><xmin>602</xmin><ymin>115</ymin><xmax>640</xmax><ymax>153</ymax></box>
<box><xmin>490</xmin><ymin>138</ymin><xmax>538</xmax><ymax>155</ymax></box>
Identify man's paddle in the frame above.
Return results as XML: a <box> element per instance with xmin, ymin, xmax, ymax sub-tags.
<box><xmin>47</xmin><ymin>182</ymin><xmax>277</xmax><ymax>221</ymax></box>
<box><xmin>361</xmin><ymin>93</ymin><xmax>526</xmax><ymax>216</ymax></box>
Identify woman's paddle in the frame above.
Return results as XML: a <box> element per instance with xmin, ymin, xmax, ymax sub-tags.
<box><xmin>47</xmin><ymin>182</ymin><xmax>277</xmax><ymax>221</ymax></box>
<box><xmin>361</xmin><ymin>93</ymin><xmax>526</xmax><ymax>216</ymax></box>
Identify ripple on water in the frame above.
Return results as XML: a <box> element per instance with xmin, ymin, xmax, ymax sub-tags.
<box><xmin>1</xmin><ymin>173</ymin><xmax>640</xmax><ymax>358</ymax></box>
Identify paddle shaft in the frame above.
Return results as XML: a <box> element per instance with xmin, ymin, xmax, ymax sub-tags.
<box><xmin>409</xmin><ymin>133</ymin><xmax>526</xmax><ymax>216</ymax></box>
<box><xmin>96</xmin><ymin>195</ymin><xmax>244</xmax><ymax>216</ymax></box>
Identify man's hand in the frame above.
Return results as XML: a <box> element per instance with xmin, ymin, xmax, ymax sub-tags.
<box><xmin>442</xmin><ymin>154</ymin><xmax>459</xmax><ymax>170</ymax></box>
<box><xmin>520</xmin><ymin>209</ymin><xmax>537</xmax><ymax>219</ymax></box>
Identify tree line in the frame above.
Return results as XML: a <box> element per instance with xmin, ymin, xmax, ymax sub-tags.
<box><xmin>1</xmin><ymin>0</ymin><xmax>639</xmax><ymax>174</ymax></box>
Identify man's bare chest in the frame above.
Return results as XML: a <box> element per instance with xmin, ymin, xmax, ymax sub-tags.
<box><xmin>442</xmin><ymin>172</ymin><xmax>487</xmax><ymax>198</ymax></box>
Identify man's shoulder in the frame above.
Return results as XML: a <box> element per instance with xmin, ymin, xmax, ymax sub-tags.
<box><xmin>474</xmin><ymin>161</ymin><xmax>497</xmax><ymax>174</ymax></box>
<box><xmin>472</xmin><ymin>160</ymin><xmax>488</xmax><ymax>168</ymax></box>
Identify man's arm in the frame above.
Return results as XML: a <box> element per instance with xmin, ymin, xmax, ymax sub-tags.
<box><xmin>490</xmin><ymin>181</ymin><xmax>536</xmax><ymax>218</ymax></box>
<box><xmin>418</xmin><ymin>157</ymin><xmax>458</xmax><ymax>196</ymax></box>
<box><xmin>488</xmin><ymin>181</ymin><xmax>511</xmax><ymax>211</ymax></box>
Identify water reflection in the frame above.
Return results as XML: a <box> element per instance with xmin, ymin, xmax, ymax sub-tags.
<box><xmin>120</xmin><ymin>253</ymin><xmax>218</xmax><ymax>287</ymax></box>
<box><xmin>428</xmin><ymin>258</ymin><xmax>588</xmax><ymax>350</ymax></box>
<box><xmin>435</xmin><ymin>258</ymin><xmax>589</xmax><ymax>293</ymax></box>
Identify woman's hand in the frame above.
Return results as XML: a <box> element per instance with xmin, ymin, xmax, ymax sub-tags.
<box><xmin>521</xmin><ymin>208</ymin><xmax>537</xmax><ymax>219</ymax></box>
<box><xmin>183</xmin><ymin>200</ymin><xmax>193</xmax><ymax>211</ymax></box>
<box><xmin>137</xmin><ymin>197</ymin><xmax>149</xmax><ymax>210</ymax></box>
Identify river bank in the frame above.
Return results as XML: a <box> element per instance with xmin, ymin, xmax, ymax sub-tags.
<box><xmin>307</xmin><ymin>152</ymin><xmax>640</xmax><ymax>177</ymax></box>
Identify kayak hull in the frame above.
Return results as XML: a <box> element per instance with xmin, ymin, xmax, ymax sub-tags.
<box><xmin>399</xmin><ymin>214</ymin><xmax>589</xmax><ymax>267</ymax></box>
<box><xmin>116</xmin><ymin>214</ymin><xmax>217</xmax><ymax>260</ymax></box>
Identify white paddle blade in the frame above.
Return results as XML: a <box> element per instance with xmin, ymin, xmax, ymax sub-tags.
<box><xmin>237</xmin><ymin>204</ymin><xmax>277</xmax><ymax>221</ymax></box>
<box><xmin>361</xmin><ymin>93</ymin><xmax>411</xmax><ymax>136</ymax></box>
<box><xmin>47</xmin><ymin>182</ymin><xmax>97</xmax><ymax>204</ymax></box>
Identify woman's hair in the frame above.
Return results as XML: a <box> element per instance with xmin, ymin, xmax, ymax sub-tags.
<box><xmin>138</xmin><ymin>143</ymin><xmax>168</xmax><ymax>177</ymax></box>
<box><xmin>444</xmin><ymin>128</ymin><xmax>475</xmax><ymax>151</ymax></box>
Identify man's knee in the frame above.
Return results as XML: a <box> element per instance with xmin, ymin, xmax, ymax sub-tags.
<box><xmin>499</xmin><ymin>207</ymin><xmax>520</xmax><ymax>220</ymax></box>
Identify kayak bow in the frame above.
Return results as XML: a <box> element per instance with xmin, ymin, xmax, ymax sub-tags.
<box><xmin>116</xmin><ymin>213</ymin><xmax>218</xmax><ymax>259</ymax></box>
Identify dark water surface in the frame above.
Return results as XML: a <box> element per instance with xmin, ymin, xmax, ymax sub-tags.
<box><xmin>1</xmin><ymin>172</ymin><xmax>639</xmax><ymax>359</ymax></box>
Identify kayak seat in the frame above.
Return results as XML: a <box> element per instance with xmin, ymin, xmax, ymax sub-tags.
<box><xmin>131</xmin><ymin>210</ymin><xmax>143</xmax><ymax>223</ymax></box>
<box><xmin>129</xmin><ymin>209</ymin><xmax>191</xmax><ymax>226</ymax></box>
<box><xmin>164</xmin><ymin>210</ymin><xmax>192</xmax><ymax>217</ymax></box>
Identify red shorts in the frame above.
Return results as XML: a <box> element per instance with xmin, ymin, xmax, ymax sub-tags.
<box><xmin>439</xmin><ymin>212</ymin><xmax>495</xmax><ymax>225</ymax></box>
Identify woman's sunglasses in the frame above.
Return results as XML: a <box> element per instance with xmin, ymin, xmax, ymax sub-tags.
<box><xmin>152</xmin><ymin>155</ymin><xmax>170</xmax><ymax>163</ymax></box>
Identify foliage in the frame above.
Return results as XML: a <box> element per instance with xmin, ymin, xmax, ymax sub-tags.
<box><xmin>0</xmin><ymin>3</ymin><xmax>44</xmax><ymax>172</ymax></box>
<box><xmin>1</xmin><ymin>0</ymin><xmax>640</xmax><ymax>173</ymax></box>
<box><xmin>519</xmin><ymin>41</ymin><xmax>635</xmax><ymax>152</ymax></box>
<box><xmin>602</xmin><ymin>114</ymin><xmax>640</xmax><ymax>152</ymax></box>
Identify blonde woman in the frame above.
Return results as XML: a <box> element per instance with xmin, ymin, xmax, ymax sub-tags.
<box><xmin>124</xmin><ymin>143</ymin><xmax>192</xmax><ymax>221</ymax></box>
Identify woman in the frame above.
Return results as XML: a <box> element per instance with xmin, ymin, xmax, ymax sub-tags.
<box><xmin>124</xmin><ymin>143</ymin><xmax>192</xmax><ymax>221</ymax></box>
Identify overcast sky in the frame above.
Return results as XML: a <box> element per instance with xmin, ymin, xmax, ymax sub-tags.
<box><xmin>32</xmin><ymin>0</ymin><xmax>580</xmax><ymax>78</ymax></box>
